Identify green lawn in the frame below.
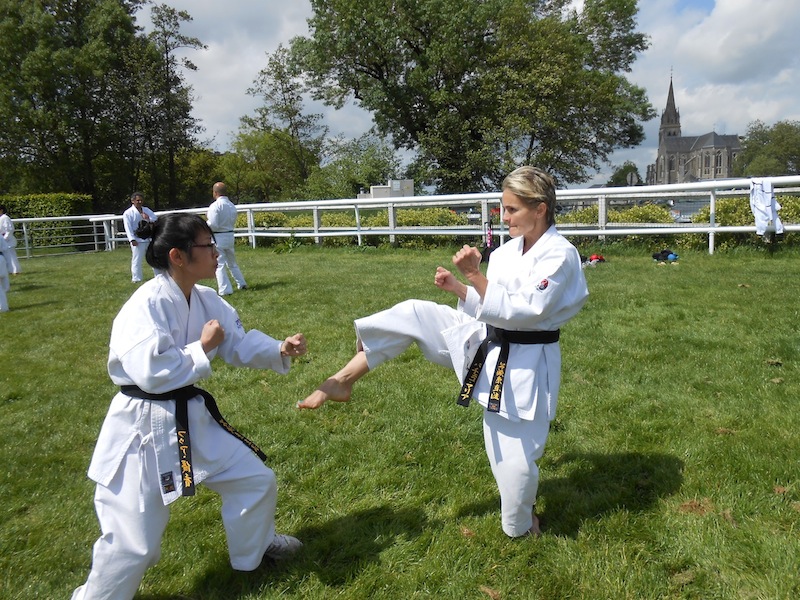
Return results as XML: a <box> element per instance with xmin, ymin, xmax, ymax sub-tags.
<box><xmin>1</xmin><ymin>244</ymin><xmax>799</xmax><ymax>599</ymax></box>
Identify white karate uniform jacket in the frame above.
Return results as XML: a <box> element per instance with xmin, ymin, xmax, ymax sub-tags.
<box><xmin>749</xmin><ymin>178</ymin><xmax>784</xmax><ymax>235</ymax></box>
<box><xmin>442</xmin><ymin>226</ymin><xmax>588</xmax><ymax>422</ymax></box>
<box><xmin>122</xmin><ymin>205</ymin><xmax>158</xmax><ymax>243</ymax></box>
<box><xmin>0</xmin><ymin>213</ymin><xmax>16</xmax><ymax>248</ymax></box>
<box><xmin>356</xmin><ymin>225</ymin><xmax>588</xmax><ymax>423</ymax></box>
<box><xmin>207</xmin><ymin>196</ymin><xmax>238</xmax><ymax>251</ymax></box>
<box><xmin>87</xmin><ymin>273</ymin><xmax>290</xmax><ymax>505</ymax></box>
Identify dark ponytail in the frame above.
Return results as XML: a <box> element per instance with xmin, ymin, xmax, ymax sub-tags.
<box><xmin>142</xmin><ymin>213</ymin><xmax>212</xmax><ymax>271</ymax></box>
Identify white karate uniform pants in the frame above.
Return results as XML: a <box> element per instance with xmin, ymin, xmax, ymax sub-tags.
<box><xmin>3</xmin><ymin>244</ymin><xmax>20</xmax><ymax>274</ymax></box>
<box><xmin>72</xmin><ymin>435</ymin><xmax>277</xmax><ymax>600</ymax></box>
<box><xmin>356</xmin><ymin>299</ymin><xmax>551</xmax><ymax>537</ymax></box>
<box><xmin>130</xmin><ymin>241</ymin><xmax>149</xmax><ymax>282</ymax></box>
<box><xmin>215</xmin><ymin>246</ymin><xmax>246</xmax><ymax>295</ymax></box>
<box><xmin>0</xmin><ymin>255</ymin><xmax>8</xmax><ymax>311</ymax></box>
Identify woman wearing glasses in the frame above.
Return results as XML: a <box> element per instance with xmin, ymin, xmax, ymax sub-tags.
<box><xmin>72</xmin><ymin>213</ymin><xmax>307</xmax><ymax>600</ymax></box>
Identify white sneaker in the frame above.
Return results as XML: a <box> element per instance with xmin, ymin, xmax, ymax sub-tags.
<box><xmin>263</xmin><ymin>533</ymin><xmax>302</xmax><ymax>560</ymax></box>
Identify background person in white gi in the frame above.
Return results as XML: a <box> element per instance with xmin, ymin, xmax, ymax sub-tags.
<box><xmin>122</xmin><ymin>192</ymin><xmax>158</xmax><ymax>282</ymax></box>
<box><xmin>207</xmin><ymin>181</ymin><xmax>247</xmax><ymax>296</ymax></box>
<box><xmin>0</xmin><ymin>235</ymin><xmax>10</xmax><ymax>312</ymax></box>
<box><xmin>299</xmin><ymin>166</ymin><xmax>589</xmax><ymax>538</ymax></box>
<box><xmin>72</xmin><ymin>213</ymin><xmax>307</xmax><ymax>600</ymax></box>
<box><xmin>0</xmin><ymin>204</ymin><xmax>21</xmax><ymax>274</ymax></box>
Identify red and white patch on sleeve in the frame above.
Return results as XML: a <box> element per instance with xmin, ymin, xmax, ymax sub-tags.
<box><xmin>536</xmin><ymin>279</ymin><xmax>549</xmax><ymax>291</ymax></box>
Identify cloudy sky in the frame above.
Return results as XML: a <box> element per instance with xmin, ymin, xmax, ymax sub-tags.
<box><xmin>142</xmin><ymin>0</ymin><xmax>800</xmax><ymax>186</ymax></box>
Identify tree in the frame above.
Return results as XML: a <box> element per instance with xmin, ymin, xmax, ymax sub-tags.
<box><xmin>225</xmin><ymin>128</ymin><xmax>306</xmax><ymax>202</ymax></box>
<box><xmin>299</xmin><ymin>132</ymin><xmax>402</xmax><ymax>200</ymax></box>
<box><xmin>734</xmin><ymin>120</ymin><xmax>800</xmax><ymax>177</ymax></box>
<box><xmin>0</xmin><ymin>1</ymin><xmax>204</xmax><ymax>211</ymax></box>
<box><xmin>174</xmin><ymin>147</ymin><xmax>224</xmax><ymax>208</ymax></box>
<box><xmin>292</xmin><ymin>0</ymin><xmax>654</xmax><ymax>193</ymax></box>
<box><xmin>245</xmin><ymin>45</ymin><xmax>327</xmax><ymax>184</ymax></box>
<box><xmin>143</xmin><ymin>4</ymin><xmax>205</xmax><ymax>208</ymax></box>
<box><xmin>0</xmin><ymin>0</ymin><xmax>144</xmax><ymax>208</ymax></box>
<box><xmin>606</xmin><ymin>160</ymin><xmax>642</xmax><ymax>186</ymax></box>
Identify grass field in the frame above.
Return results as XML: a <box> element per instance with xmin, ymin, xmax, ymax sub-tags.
<box><xmin>1</xmin><ymin>243</ymin><xmax>799</xmax><ymax>599</ymax></box>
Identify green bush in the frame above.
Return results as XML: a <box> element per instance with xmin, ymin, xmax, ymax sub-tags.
<box><xmin>681</xmin><ymin>195</ymin><xmax>800</xmax><ymax>252</ymax></box>
<box><xmin>607</xmin><ymin>204</ymin><xmax>674</xmax><ymax>224</ymax></box>
<box><xmin>561</xmin><ymin>203</ymin><xmax>678</xmax><ymax>250</ymax></box>
<box><xmin>0</xmin><ymin>193</ymin><xmax>93</xmax><ymax>219</ymax></box>
<box><xmin>230</xmin><ymin>197</ymin><xmax>800</xmax><ymax>253</ymax></box>
<box><xmin>560</xmin><ymin>205</ymin><xmax>598</xmax><ymax>224</ymax></box>
<box><xmin>0</xmin><ymin>193</ymin><xmax>94</xmax><ymax>249</ymax></box>
<box><xmin>243</xmin><ymin>207</ymin><xmax>471</xmax><ymax>249</ymax></box>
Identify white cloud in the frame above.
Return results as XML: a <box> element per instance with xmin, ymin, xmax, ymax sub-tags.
<box><xmin>587</xmin><ymin>0</ymin><xmax>800</xmax><ymax>185</ymax></box>
<box><xmin>140</xmin><ymin>1</ymin><xmax>800</xmax><ymax>184</ymax></box>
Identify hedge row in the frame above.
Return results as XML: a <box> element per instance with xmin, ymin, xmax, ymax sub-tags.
<box><xmin>232</xmin><ymin>198</ymin><xmax>798</xmax><ymax>252</ymax></box>
<box><xmin>1</xmin><ymin>193</ymin><xmax>94</xmax><ymax>250</ymax></box>
<box><xmin>561</xmin><ymin>196</ymin><xmax>799</xmax><ymax>252</ymax></box>
<box><xmin>237</xmin><ymin>207</ymin><xmax>475</xmax><ymax>250</ymax></box>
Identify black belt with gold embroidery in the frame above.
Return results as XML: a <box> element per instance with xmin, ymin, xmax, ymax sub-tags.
<box><xmin>120</xmin><ymin>384</ymin><xmax>266</xmax><ymax>496</ymax></box>
<box><xmin>456</xmin><ymin>326</ymin><xmax>560</xmax><ymax>413</ymax></box>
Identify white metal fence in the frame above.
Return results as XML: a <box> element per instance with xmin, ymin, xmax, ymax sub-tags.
<box><xmin>11</xmin><ymin>175</ymin><xmax>800</xmax><ymax>258</ymax></box>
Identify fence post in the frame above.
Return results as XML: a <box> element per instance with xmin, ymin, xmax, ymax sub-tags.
<box><xmin>481</xmin><ymin>200</ymin><xmax>489</xmax><ymax>246</ymax></box>
<box><xmin>388</xmin><ymin>203</ymin><xmax>397</xmax><ymax>246</ymax></box>
<box><xmin>246</xmin><ymin>209</ymin><xmax>256</xmax><ymax>248</ymax></box>
<box><xmin>21</xmin><ymin>223</ymin><xmax>31</xmax><ymax>258</ymax></box>
<box><xmin>708</xmin><ymin>190</ymin><xmax>716</xmax><ymax>255</ymax></box>
<box><xmin>93</xmin><ymin>222</ymin><xmax>102</xmax><ymax>251</ymax></box>
<box><xmin>598</xmin><ymin>195</ymin><xmax>607</xmax><ymax>242</ymax></box>
<box><xmin>313</xmin><ymin>207</ymin><xmax>322</xmax><ymax>245</ymax></box>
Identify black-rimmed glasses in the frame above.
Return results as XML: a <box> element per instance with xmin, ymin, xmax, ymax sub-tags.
<box><xmin>192</xmin><ymin>240</ymin><xmax>217</xmax><ymax>250</ymax></box>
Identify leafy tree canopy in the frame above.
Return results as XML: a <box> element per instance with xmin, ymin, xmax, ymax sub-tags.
<box><xmin>292</xmin><ymin>0</ymin><xmax>655</xmax><ymax>193</ymax></box>
<box><xmin>734</xmin><ymin>120</ymin><xmax>800</xmax><ymax>177</ymax></box>
<box><xmin>0</xmin><ymin>0</ymin><xmax>202</xmax><ymax>211</ymax></box>
<box><xmin>245</xmin><ymin>44</ymin><xmax>327</xmax><ymax>183</ymax></box>
<box><xmin>606</xmin><ymin>160</ymin><xmax>642</xmax><ymax>186</ymax></box>
<box><xmin>299</xmin><ymin>131</ymin><xmax>403</xmax><ymax>200</ymax></box>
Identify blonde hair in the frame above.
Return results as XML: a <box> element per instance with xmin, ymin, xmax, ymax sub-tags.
<box><xmin>501</xmin><ymin>166</ymin><xmax>557</xmax><ymax>226</ymax></box>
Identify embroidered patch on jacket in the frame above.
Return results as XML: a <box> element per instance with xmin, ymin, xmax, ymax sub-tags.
<box><xmin>161</xmin><ymin>471</ymin><xmax>176</xmax><ymax>493</ymax></box>
<box><xmin>537</xmin><ymin>279</ymin><xmax>550</xmax><ymax>291</ymax></box>
<box><xmin>235</xmin><ymin>318</ymin><xmax>244</xmax><ymax>330</ymax></box>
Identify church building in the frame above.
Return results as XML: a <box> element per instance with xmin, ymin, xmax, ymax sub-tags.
<box><xmin>646</xmin><ymin>79</ymin><xmax>741</xmax><ymax>185</ymax></box>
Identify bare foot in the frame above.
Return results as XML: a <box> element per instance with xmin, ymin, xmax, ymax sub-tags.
<box><xmin>297</xmin><ymin>377</ymin><xmax>354</xmax><ymax>409</ymax></box>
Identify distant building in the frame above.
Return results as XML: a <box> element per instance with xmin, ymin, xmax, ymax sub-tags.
<box><xmin>357</xmin><ymin>179</ymin><xmax>414</xmax><ymax>199</ymax></box>
<box><xmin>646</xmin><ymin>78</ymin><xmax>741</xmax><ymax>185</ymax></box>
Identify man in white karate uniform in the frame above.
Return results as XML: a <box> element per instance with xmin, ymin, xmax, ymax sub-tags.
<box><xmin>207</xmin><ymin>181</ymin><xmax>247</xmax><ymax>296</ymax></box>
<box><xmin>122</xmin><ymin>192</ymin><xmax>158</xmax><ymax>282</ymax></box>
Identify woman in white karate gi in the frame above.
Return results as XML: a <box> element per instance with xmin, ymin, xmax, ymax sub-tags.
<box><xmin>299</xmin><ymin>166</ymin><xmax>589</xmax><ymax>538</ymax></box>
<box><xmin>73</xmin><ymin>213</ymin><xmax>307</xmax><ymax>600</ymax></box>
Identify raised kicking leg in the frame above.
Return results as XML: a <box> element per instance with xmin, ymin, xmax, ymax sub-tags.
<box><xmin>297</xmin><ymin>350</ymin><xmax>369</xmax><ymax>409</ymax></box>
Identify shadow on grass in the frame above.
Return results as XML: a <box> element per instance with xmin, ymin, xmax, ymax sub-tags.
<box><xmin>457</xmin><ymin>451</ymin><xmax>683</xmax><ymax>539</ymax></box>
<box><xmin>538</xmin><ymin>451</ymin><xmax>684</xmax><ymax>537</ymax></box>
<box><xmin>136</xmin><ymin>505</ymin><xmax>428</xmax><ymax>599</ymax></box>
<box><xmin>236</xmin><ymin>279</ymin><xmax>289</xmax><ymax>293</ymax></box>
<box><xmin>4</xmin><ymin>300</ymin><xmax>60</xmax><ymax>311</ymax></box>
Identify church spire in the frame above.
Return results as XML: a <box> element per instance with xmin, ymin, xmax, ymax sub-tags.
<box><xmin>659</xmin><ymin>76</ymin><xmax>681</xmax><ymax>143</ymax></box>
